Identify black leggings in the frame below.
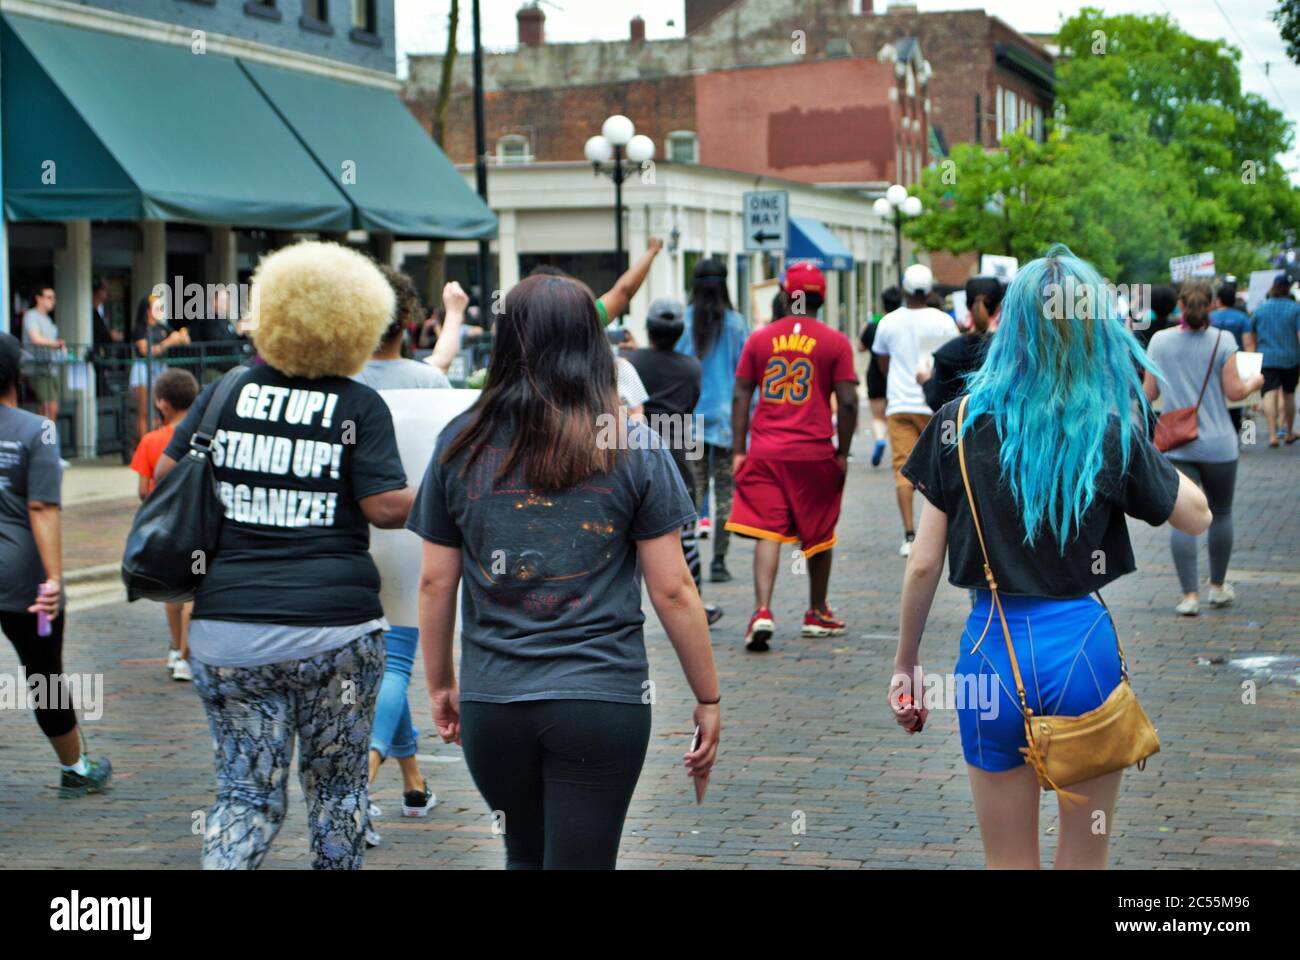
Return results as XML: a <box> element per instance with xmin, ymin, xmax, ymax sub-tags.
<box><xmin>459</xmin><ymin>699</ymin><xmax>651</xmax><ymax>870</ymax></box>
<box><xmin>1</xmin><ymin>610</ymin><xmax>78</xmax><ymax>739</ymax></box>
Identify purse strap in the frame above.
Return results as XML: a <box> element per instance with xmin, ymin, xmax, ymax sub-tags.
<box><xmin>190</xmin><ymin>365</ymin><xmax>249</xmax><ymax>454</ymax></box>
<box><xmin>1191</xmin><ymin>329</ymin><xmax>1224</xmax><ymax>412</ymax></box>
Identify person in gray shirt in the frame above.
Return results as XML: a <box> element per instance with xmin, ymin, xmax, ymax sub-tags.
<box><xmin>1145</xmin><ymin>279</ymin><xmax>1265</xmax><ymax>616</ymax></box>
<box><xmin>353</xmin><ymin>266</ymin><xmax>452</xmax><ymax>392</ymax></box>
<box><xmin>351</xmin><ymin>265</ymin><xmax>448</xmax><ymax>839</ymax></box>
<box><xmin>21</xmin><ymin>286</ymin><xmax>64</xmax><ymax>421</ymax></box>
<box><xmin>0</xmin><ymin>332</ymin><xmax>112</xmax><ymax>798</ymax></box>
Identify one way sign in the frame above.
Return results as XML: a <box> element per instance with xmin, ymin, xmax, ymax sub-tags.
<box><xmin>743</xmin><ymin>190</ymin><xmax>789</xmax><ymax>253</ymax></box>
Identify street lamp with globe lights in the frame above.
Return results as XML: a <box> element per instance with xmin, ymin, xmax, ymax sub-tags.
<box><xmin>585</xmin><ymin>114</ymin><xmax>656</xmax><ymax>274</ymax></box>
<box><xmin>873</xmin><ymin>184</ymin><xmax>923</xmax><ymax>287</ymax></box>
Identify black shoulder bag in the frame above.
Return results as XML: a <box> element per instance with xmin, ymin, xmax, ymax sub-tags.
<box><xmin>120</xmin><ymin>366</ymin><xmax>248</xmax><ymax>602</ymax></box>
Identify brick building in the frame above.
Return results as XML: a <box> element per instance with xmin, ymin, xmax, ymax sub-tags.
<box><xmin>406</xmin><ymin>0</ymin><xmax>1053</xmax><ymax>165</ymax></box>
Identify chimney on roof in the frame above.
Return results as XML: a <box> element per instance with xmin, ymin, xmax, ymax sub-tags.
<box><xmin>517</xmin><ymin>3</ymin><xmax>545</xmax><ymax>47</ymax></box>
<box><xmin>630</xmin><ymin>15</ymin><xmax>646</xmax><ymax>45</ymax></box>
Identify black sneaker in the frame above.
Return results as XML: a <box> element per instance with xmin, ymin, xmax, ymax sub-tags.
<box><xmin>704</xmin><ymin>603</ymin><xmax>724</xmax><ymax>626</ymax></box>
<box><xmin>59</xmin><ymin>757</ymin><xmax>112</xmax><ymax>799</ymax></box>
<box><xmin>710</xmin><ymin>557</ymin><xmax>732</xmax><ymax>583</ymax></box>
<box><xmin>402</xmin><ymin>781</ymin><xmax>437</xmax><ymax>818</ymax></box>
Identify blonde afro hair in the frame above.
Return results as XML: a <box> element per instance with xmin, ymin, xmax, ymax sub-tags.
<box><xmin>249</xmin><ymin>240</ymin><xmax>394</xmax><ymax>379</ymax></box>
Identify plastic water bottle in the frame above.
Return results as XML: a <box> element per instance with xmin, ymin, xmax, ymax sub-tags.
<box><xmin>37</xmin><ymin>583</ymin><xmax>52</xmax><ymax>637</ymax></box>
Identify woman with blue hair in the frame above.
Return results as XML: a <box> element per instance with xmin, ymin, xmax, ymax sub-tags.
<box><xmin>886</xmin><ymin>245</ymin><xmax>1211</xmax><ymax>869</ymax></box>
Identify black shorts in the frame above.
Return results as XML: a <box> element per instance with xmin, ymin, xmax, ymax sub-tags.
<box><xmin>1262</xmin><ymin>365</ymin><xmax>1300</xmax><ymax>394</ymax></box>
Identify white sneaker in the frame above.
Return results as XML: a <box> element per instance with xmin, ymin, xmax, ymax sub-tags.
<box><xmin>364</xmin><ymin>825</ymin><xmax>382</xmax><ymax>849</ymax></box>
<box><xmin>172</xmin><ymin>659</ymin><xmax>193</xmax><ymax>682</ymax></box>
<box><xmin>166</xmin><ymin>649</ymin><xmax>182</xmax><ymax>670</ymax></box>
<box><xmin>899</xmin><ymin>536</ymin><xmax>914</xmax><ymax>557</ymax></box>
<box><xmin>1207</xmin><ymin>584</ymin><xmax>1236</xmax><ymax>608</ymax></box>
<box><xmin>1175</xmin><ymin>596</ymin><xmax>1200</xmax><ymax>616</ymax></box>
<box><xmin>368</xmin><ymin>802</ymin><xmax>382</xmax><ymax>820</ymax></box>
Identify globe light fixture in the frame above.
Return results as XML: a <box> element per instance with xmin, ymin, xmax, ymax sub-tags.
<box><xmin>875</xmin><ymin>183</ymin><xmax>923</xmax><ymax>285</ymax></box>
<box><xmin>626</xmin><ymin>134</ymin><xmax>656</xmax><ymax>164</ymax></box>
<box><xmin>589</xmin><ymin>115</ymin><xmax>652</xmax><ymax>287</ymax></box>
<box><xmin>584</xmin><ymin>135</ymin><xmax>613</xmax><ymax>164</ymax></box>
<box><xmin>601</xmin><ymin>114</ymin><xmax>635</xmax><ymax>147</ymax></box>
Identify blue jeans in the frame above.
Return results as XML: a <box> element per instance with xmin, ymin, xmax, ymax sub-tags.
<box><xmin>369</xmin><ymin>626</ymin><xmax>420</xmax><ymax>760</ymax></box>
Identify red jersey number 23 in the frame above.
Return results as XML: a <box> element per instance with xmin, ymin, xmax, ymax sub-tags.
<box><xmin>761</xmin><ymin>356</ymin><xmax>813</xmax><ymax>404</ymax></box>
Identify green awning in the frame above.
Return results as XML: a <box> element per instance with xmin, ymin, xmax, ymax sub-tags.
<box><xmin>241</xmin><ymin>61</ymin><xmax>497</xmax><ymax>239</ymax></box>
<box><xmin>1</xmin><ymin>13</ymin><xmax>354</xmax><ymax>230</ymax></box>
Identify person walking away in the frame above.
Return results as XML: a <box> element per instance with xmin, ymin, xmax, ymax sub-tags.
<box><xmin>675</xmin><ymin>258</ymin><xmax>749</xmax><ymax>583</ymax></box>
<box><xmin>919</xmin><ymin>275</ymin><xmax>1003</xmax><ymax>412</ymax></box>
<box><xmin>890</xmin><ymin>244</ymin><xmax>1212</xmax><ymax>869</ymax></box>
<box><xmin>153</xmin><ymin>241</ymin><xmax>414</xmax><ymax>870</ymax></box>
<box><xmin>0</xmin><ymin>333</ymin><xmax>112</xmax><ymax>797</ymax></box>
<box><xmin>627</xmin><ymin>298</ymin><xmax>722</xmax><ymax>626</ymax></box>
<box><xmin>728</xmin><ymin>263</ymin><xmax>858</xmax><ymax>652</ymax></box>
<box><xmin>1210</xmin><ymin>282</ymin><xmax>1256</xmax><ymax>433</ymax></box>
<box><xmin>872</xmin><ymin>264</ymin><xmax>957</xmax><ymax>556</ymax></box>
<box><xmin>129</xmin><ymin>368</ymin><xmax>201</xmax><ymax>681</ymax></box>
<box><xmin>1250</xmin><ymin>273</ymin><xmax>1300</xmax><ymax>445</ymax></box>
<box><xmin>409</xmin><ymin>274</ymin><xmax>720</xmax><ymax>869</ymax></box>
<box><xmin>1146</xmin><ymin>279</ymin><xmax>1264</xmax><ymax>615</ymax></box>
<box><xmin>350</xmin><ymin>266</ymin><xmax>449</xmax><ymax>845</ymax></box>
<box><xmin>858</xmin><ymin>286</ymin><xmax>902</xmax><ymax>467</ymax></box>
<box><xmin>20</xmin><ymin>286</ymin><xmax>64</xmax><ymax>424</ymax></box>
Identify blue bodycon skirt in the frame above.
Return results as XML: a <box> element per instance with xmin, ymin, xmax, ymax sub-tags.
<box><xmin>956</xmin><ymin>591</ymin><xmax>1122</xmax><ymax>773</ymax></box>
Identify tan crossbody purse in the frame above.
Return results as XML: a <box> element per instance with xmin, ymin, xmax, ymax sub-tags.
<box><xmin>955</xmin><ymin>396</ymin><xmax>1160</xmax><ymax>805</ymax></box>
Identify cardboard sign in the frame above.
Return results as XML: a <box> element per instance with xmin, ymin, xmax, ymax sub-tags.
<box><xmin>372</xmin><ymin>388</ymin><xmax>478</xmax><ymax>628</ymax></box>
<box><xmin>1169</xmin><ymin>251</ymin><xmax>1215</xmax><ymax>282</ymax></box>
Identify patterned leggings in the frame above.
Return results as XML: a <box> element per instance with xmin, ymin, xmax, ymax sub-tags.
<box><xmin>191</xmin><ymin>632</ymin><xmax>385</xmax><ymax>870</ymax></box>
<box><xmin>693</xmin><ymin>443</ymin><xmax>734</xmax><ymax>558</ymax></box>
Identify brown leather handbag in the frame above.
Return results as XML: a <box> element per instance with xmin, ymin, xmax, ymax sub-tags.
<box><xmin>956</xmin><ymin>396</ymin><xmax>1160</xmax><ymax>805</ymax></box>
<box><xmin>1153</xmin><ymin>329</ymin><xmax>1222</xmax><ymax>453</ymax></box>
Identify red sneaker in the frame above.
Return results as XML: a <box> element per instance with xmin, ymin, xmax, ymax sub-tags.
<box><xmin>802</xmin><ymin>605</ymin><xmax>846</xmax><ymax>637</ymax></box>
<box><xmin>744</xmin><ymin>608</ymin><xmax>775</xmax><ymax>652</ymax></box>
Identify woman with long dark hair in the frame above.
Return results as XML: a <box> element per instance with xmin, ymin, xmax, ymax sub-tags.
<box><xmin>409</xmin><ymin>273</ymin><xmax>721</xmax><ymax>870</ymax></box>
<box><xmin>675</xmin><ymin>258</ymin><xmax>749</xmax><ymax>582</ymax></box>
<box><xmin>1145</xmin><ymin>279</ymin><xmax>1263</xmax><ymax>615</ymax></box>
<box><xmin>889</xmin><ymin>245</ymin><xmax>1211</xmax><ymax>868</ymax></box>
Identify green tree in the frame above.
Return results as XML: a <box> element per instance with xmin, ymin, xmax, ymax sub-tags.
<box><xmin>1274</xmin><ymin>0</ymin><xmax>1300</xmax><ymax>65</ymax></box>
<box><xmin>908</xmin><ymin>8</ymin><xmax>1300</xmax><ymax>281</ymax></box>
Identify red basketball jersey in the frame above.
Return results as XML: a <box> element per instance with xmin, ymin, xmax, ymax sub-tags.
<box><xmin>736</xmin><ymin>315</ymin><xmax>858</xmax><ymax>460</ymax></box>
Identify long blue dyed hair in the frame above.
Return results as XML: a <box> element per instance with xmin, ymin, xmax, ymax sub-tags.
<box><xmin>960</xmin><ymin>244</ymin><xmax>1158</xmax><ymax>551</ymax></box>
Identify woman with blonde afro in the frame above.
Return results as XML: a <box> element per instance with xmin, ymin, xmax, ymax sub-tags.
<box><xmin>155</xmin><ymin>241</ymin><xmax>414</xmax><ymax>869</ymax></box>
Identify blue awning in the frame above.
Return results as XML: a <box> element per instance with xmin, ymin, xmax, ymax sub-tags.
<box><xmin>787</xmin><ymin>217</ymin><xmax>854</xmax><ymax>271</ymax></box>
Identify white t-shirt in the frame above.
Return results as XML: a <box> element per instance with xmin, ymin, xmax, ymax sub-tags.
<box><xmin>872</xmin><ymin>306</ymin><xmax>958</xmax><ymax>416</ymax></box>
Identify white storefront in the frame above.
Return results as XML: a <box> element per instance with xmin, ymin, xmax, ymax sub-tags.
<box><xmin>397</xmin><ymin>161</ymin><xmax>916</xmax><ymax>360</ymax></box>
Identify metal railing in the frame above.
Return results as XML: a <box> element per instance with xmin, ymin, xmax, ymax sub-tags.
<box><xmin>17</xmin><ymin>340</ymin><xmax>253</xmax><ymax>461</ymax></box>
<box><xmin>17</xmin><ymin>334</ymin><xmax>493</xmax><ymax>459</ymax></box>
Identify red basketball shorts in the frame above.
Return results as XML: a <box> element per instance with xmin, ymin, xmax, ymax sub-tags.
<box><xmin>724</xmin><ymin>455</ymin><xmax>846</xmax><ymax>557</ymax></box>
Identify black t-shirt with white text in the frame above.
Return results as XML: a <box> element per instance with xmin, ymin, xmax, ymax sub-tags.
<box><xmin>164</xmin><ymin>364</ymin><xmax>406</xmax><ymax>625</ymax></box>
<box><xmin>902</xmin><ymin>398</ymin><xmax>1180</xmax><ymax>598</ymax></box>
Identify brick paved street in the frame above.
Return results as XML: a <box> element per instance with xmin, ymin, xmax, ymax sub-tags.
<box><xmin>1</xmin><ymin>423</ymin><xmax>1296</xmax><ymax>870</ymax></box>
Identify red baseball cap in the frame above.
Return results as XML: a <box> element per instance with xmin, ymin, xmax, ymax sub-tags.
<box><xmin>782</xmin><ymin>261</ymin><xmax>826</xmax><ymax>297</ymax></box>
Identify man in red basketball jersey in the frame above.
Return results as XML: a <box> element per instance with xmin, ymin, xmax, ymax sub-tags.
<box><xmin>728</xmin><ymin>262</ymin><xmax>859</xmax><ymax>652</ymax></box>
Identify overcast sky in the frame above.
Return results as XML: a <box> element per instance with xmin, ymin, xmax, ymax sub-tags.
<box><xmin>394</xmin><ymin>0</ymin><xmax>1300</xmax><ymax>175</ymax></box>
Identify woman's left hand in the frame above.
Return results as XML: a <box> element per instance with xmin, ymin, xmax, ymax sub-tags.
<box><xmin>431</xmin><ymin>687</ymin><xmax>461</xmax><ymax>745</ymax></box>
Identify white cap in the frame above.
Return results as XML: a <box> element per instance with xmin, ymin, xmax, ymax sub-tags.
<box><xmin>902</xmin><ymin>263</ymin><xmax>934</xmax><ymax>295</ymax></box>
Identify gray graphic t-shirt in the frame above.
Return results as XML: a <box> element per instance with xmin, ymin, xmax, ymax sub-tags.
<box><xmin>407</xmin><ymin>414</ymin><xmax>696</xmax><ymax>705</ymax></box>
<box><xmin>0</xmin><ymin>405</ymin><xmax>61</xmax><ymax>613</ymax></box>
